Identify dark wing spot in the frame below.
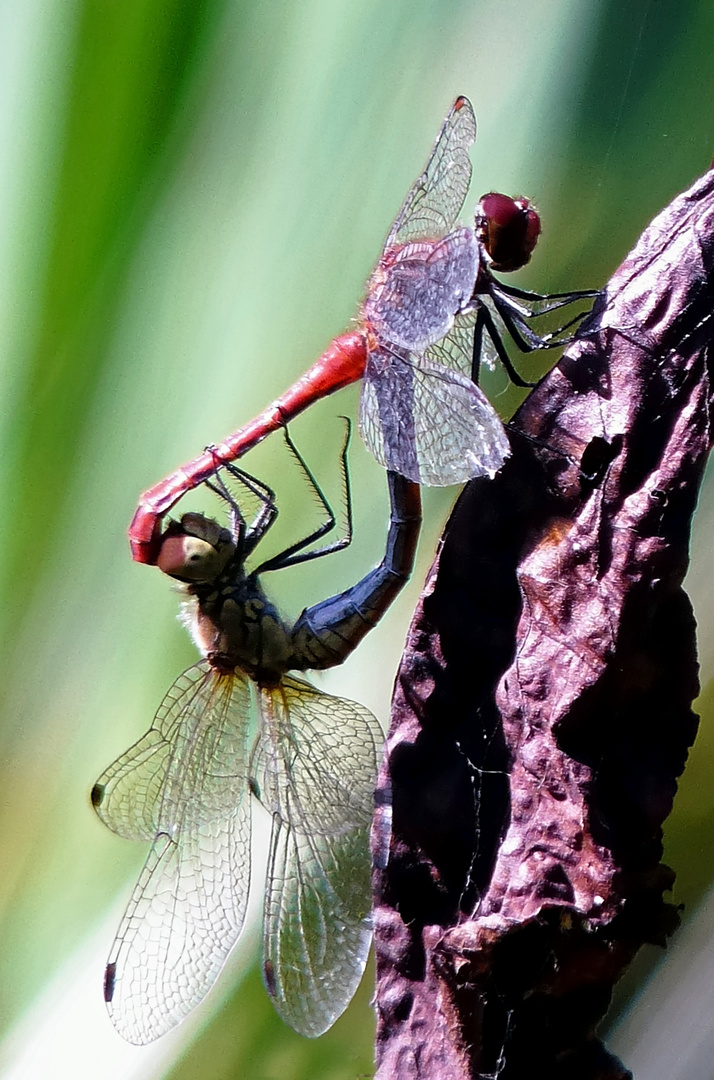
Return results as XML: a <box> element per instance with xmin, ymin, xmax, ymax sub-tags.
<box><xmin>263</xmin><ymin>958</ymin><xmax>276</xmax><ymax>996</ymax></box>
<box><xmin>90</xmin><ymin>783</ymin><xmax>105</xmax><ymax>808</ymax></box>
<box><xmin>104</xmin><ymin>962</ymin><xmax>117</xmax><ymax>1002</ymax></box>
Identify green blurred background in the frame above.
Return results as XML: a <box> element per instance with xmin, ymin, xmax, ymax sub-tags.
<box><xmin>1</xmin><ymin>0</ymin><xmax>714</xmax><ymax>1077</ymax></box>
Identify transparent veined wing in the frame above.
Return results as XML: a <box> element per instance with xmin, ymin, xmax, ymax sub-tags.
<box><xmin>92</xmin><ymin>661</ymin><xmax>254</xmax><ymax>1044</ymax></box>
<box><xmin>92</xmin><ymin>663</ymin><xmax>217</xmax><ymax>841</ymax></box>
<box><xmin>359</xmin><ymin>342</ymin><xmax>510</xmax><ymax>487</ymax></box>
<box><xmin>364</xmin><ymin>228</ymin><xmax>479</xmax><ymax>353</ymax></box>
<box><xmin>422</xmin><ymin>306</ymin><xmax>483</xmax><ymax>377</ymax></box>
<box><xmin>254</xmin><ymin>676</ymin><xmax>382</xmax><ymax>1036</ymax></box>
<box><xmin>384</xmin><ymin>96</ymin><xmax>476</xmax><ymax>248</ymax></box>
<box><xmin>424</xmin><ymin>299</ymin><xmax>528</xmax><ymax>377</ymax></box>
<box><xmin>263</xmin><ymin>812</ymin><xmax>374</xmax><ymax>1038</ymax></box>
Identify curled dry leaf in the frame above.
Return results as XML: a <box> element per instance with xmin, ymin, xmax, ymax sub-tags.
<box><xmin>372</xmin><ymin>168</ymin><xmax>714</xmax><ymax>1080</ymax></box>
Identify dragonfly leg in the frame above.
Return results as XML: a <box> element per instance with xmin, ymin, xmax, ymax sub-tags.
<box><xmin>471</xmin><ymin>306</ymin><xmax>486</xmax><ymax>386</ymax></box>
<box><xmin>475</xmin><ymin>303</ymin><xmax>538</xmax><ymax>388</ymax></box>
<box><xmin>289</xmin><ymin>472</ymin><xmax>421</xmax><ymax>671</ymax></box>
<box><xmin>204</xmin><ymin>447</ymin><xmax>279</xmax><ymax>554</ymax></box>
<box><xmin>129</xmin><ymin>331</ymin><xmax>368</xmax><ymax>565</ymax></box>
<box><xmin>255</xmin><ymin>422</ymin><xmax>353</xmax><ymax>573</ymax></box>
<box><xmin>490</xmin><ymin>286</ymin><xmax>593</xmax><ymax>348</ymax></box>
<box><xmin>494</xmin><ymin>280</ymin><xmax>599</xmax><ymax>309</ymax></box>
<box><xmin>203</xmin><ymin>467</ymin><xmax>249</xmax><ymax>548</ymax></box>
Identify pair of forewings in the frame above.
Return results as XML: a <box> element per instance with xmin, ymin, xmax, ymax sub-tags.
<box><xmin>358</xmin><ymin>95</ymin><xmax>510</xmax><ymax>486</ymax></box>
<box><xmin>94</xmin><ymin>660</ymin><xmax>381</xmax><ymax>1044</ymax></box>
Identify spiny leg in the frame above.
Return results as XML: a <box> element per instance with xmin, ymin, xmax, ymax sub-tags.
<box><xmin>475</xmin><ymin>288</ymin><xmax>593</xmax><ymax>388</ymax></box>
<box><xmin>472</xmin><ymin>303</ymin><xmax>538</xmax><ymax>388</ymax></box>
<box><xmin>204</xmin><ymin>447</ymin><xmax>279</xmax><ymax>555</ymax></box>
<box><xmin>256</xmin><ymin>421</ymin><xmax>353</xmax><ymax>574</ymax></box>
<box><xmin>490</xmin><ymin>284</ymin><xmax>594</xmax><ymax>346</ymax></box>
<box><xmin>494</xmin><ymin>280</ymin><xmax>599</xmax><ymax>309</ymax></box>
<box><xmin>290</xmin><ymin>471</ymin><xmax>421</xmax><ymax>670</ymax></box>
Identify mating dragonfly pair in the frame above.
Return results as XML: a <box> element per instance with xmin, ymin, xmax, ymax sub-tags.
<box><xmin>94</xmin><ymin>96</ymin><xmax>595</xmax><ymax>1043</ymax></box>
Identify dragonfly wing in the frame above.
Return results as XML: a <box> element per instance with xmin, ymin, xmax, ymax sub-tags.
<box><xmin>364</xmin><ymin>228</ymin><xmax>479</xmax><ymax>352</ymax></box>
<box><xmin>421</xmin><ymin>305</ymin><xmax>502</xmax><ymax>377</ymax></box>
<box><xmin>92</xmin><ymin>663</ymin><xmax>213</xmax><ymax>840</ymax></box>
<box><xmin>423</xmin><ymin>307</ymin><xmax>476</xmax><ymax>378</ymax></box>
<box><xmin>263</xmin><ymin>814</ymin><xmax>374</xmax><ymax>1038</ymax></box>
<box><xmin>385</xmin><ymin>96</ymin><xmax>477</xmax><ymax>247</ymax></box>
<box><xmin>256</xmin><ymin>676</ymin><xmax>382</xmax><ymax>1037</ymax></box>
<box><xmin>359</xmin><ymin>344</ymin><xmax>511</xmax><ymax>486</ymax></box>
<box><xmin>359</xmin><ymin>347</ymin><xmax>421</xmax><ymax>481</ymax></box>
<box><xmin>96</xmin><ymin>664</ymin><xmax>255</xmax><ymax>1044</ymax></box>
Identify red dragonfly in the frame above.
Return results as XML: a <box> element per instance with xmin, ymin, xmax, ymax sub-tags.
<box><xmin>93</xmin><ymin>433</ymin><xmax>422</xmax><ymax>1043</ymax></box>
<box><xmin>130</xmin><ymin>96</ymin><xmax>593</xmax><ymax>564</ymax></box>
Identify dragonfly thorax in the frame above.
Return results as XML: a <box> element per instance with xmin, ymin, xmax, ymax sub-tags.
<box><xmin>191</xmin><ymin>576</ymin><xmax>292</xmax><ymax>686</ymax></box>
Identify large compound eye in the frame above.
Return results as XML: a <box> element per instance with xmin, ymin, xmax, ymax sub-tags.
<box><xmin>477</xmin><ymin>192</ymin><xmax>542</xmax><ymax>273</ymax></box>
<box><xmin>158</xmin><ymin>512</ymin><xmax>235</xmax><ymax>582</ymax></box>
<box><xmin>158</xmin><ymin>534</ymin><xmax>225</xmax><ymax>583</ymax></box>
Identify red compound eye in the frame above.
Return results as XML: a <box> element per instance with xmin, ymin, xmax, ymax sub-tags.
<box><xmin>477</xmin><ymin>192</ymin><xmax>542</xmax><ymax>273</ymax></box>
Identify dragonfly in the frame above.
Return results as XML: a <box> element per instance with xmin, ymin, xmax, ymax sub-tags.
<box><xmin>92</xmin><ymin>429</ymin><xmax>422</xmax><ymax>1044</ymax></box>
<box><xmin>130</xmin><ymin>96</ymin><xmax>594</xmax><ymax>563</ymax></box>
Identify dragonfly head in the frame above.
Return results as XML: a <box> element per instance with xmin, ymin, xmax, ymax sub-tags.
<box><xmin>476</xmin><ymin>192</ymin><xmax>541</xmax><ymax>274</ymax></box>
<box><xmin>158</xmin><ymin>513</ymin><xmax>235</xmax><ymax>584</ymax></box>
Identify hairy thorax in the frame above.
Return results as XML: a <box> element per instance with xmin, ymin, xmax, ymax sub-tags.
<box><xmin>182</xmin><ymin>573</ymin><xmax>293</xmax><ymax>687</ymax></box>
